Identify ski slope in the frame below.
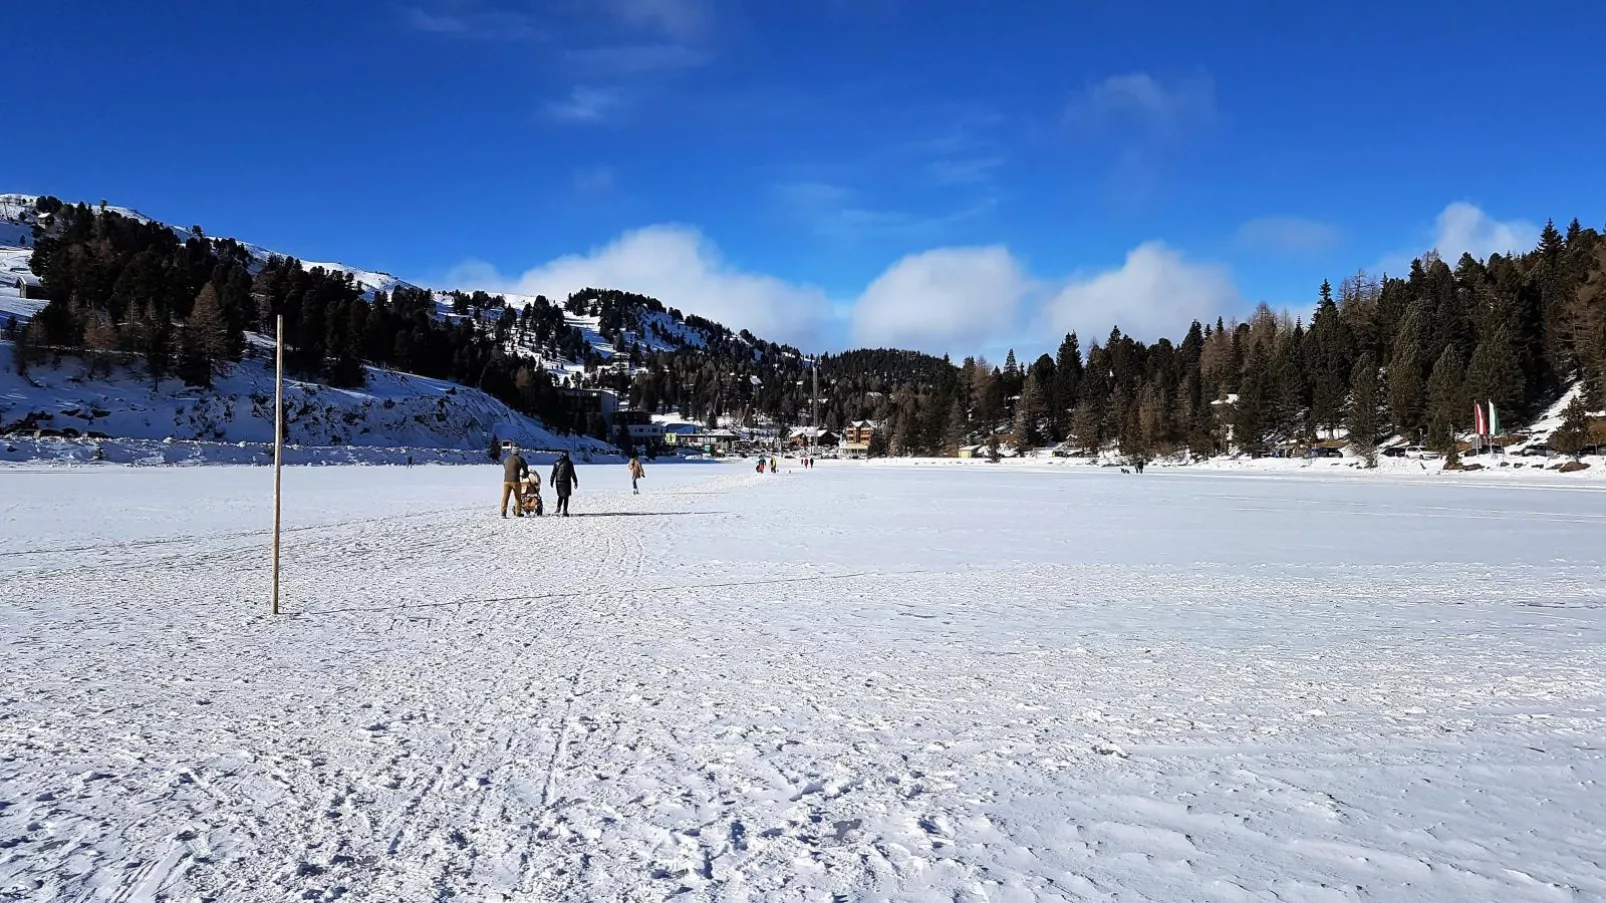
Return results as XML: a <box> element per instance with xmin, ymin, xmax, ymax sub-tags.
<box><xmin>2</xmin><ymin>464</ymin><xmax>1604</xmax><ymax>901</ymax></box>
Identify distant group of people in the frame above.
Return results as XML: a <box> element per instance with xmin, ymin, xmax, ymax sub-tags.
<box><xmin>756</xmin><ymin>454</ymin><xmax>817</xmax><ymax>473</ymax></box>
<box><xmin>499</xmin><ymin>447</ymin><xmax>586</xmax><ymax>518</ymax></box>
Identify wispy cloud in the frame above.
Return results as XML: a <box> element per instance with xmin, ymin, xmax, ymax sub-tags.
<box><xmin>603</xmin><ymin>0</ymin><xmax>710</xmax><ymax>41</ymax></box>
<box><xmin>776</xmin><ymin>181</ymin><xmax>996</xmax><ymax>242</ymax></box>
<box><xmin>545</xmin><ymin>86</ymin><xmax>624</xmax><ymax>124</ymax></box>
<box><xmin>401</xmin><ymin>4</ymin><xmax>543</xmax><ymax>41</ymax></box>
<box><xmin>1235</xmin><ymin>216</ymin><xmax>1345</xmax><ymax>254</ymax></box>
<box><xmin>573</xmin><ymin>164</ymin><xmax>617</xmax><ymax>197</ymax></box>
<box><xmin>1065</xmin><ymin>71</ymin><xmax>1217</xmax><ymax>209</ymax></box>
<box><xmin>927</xmin><ymin>156</ymin><xmax>1005</xmax><ymax>186</ymax></box>
<box><xmin>1067</xmin><ymin>72</ymin><xmax>1217</xmax><ymax>137</ymax></box>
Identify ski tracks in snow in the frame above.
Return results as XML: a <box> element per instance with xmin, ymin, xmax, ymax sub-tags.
<box><xmin>3</xmin><ymin>464</ymin><xmax>1606</xmax><ymax>901</ymax></box>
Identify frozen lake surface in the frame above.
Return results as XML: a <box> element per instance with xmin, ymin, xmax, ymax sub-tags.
<box><xmin>2</xmin><ymin>462</ymin><xmax>1604</xmax><ymax>901</ymax></box>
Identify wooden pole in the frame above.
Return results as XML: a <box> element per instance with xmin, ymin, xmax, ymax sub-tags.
<box><xmin>811</xmin><ymin>355</ymin><xmax>818</xmax><ymax>461</ymax></box>
<box><xmin>272</xmin><ymin>314</ymin><xmax>284</xmax><ymax>616</ymax></box>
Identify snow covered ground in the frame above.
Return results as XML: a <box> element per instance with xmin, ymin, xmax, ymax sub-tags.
<box><xmin>0</xmin><ymin>344</ymin><xmax>613</xmax><ymax>460</ymax></box>
<box><xmin>899</xmin><ymin>450</ymin><xmax>1606</xmax><ymax>487</ymax></box>
<box><xmin>3</xmin><ymin>463</ymin><xmax>1604</xmax><ymax>901</ymax></box>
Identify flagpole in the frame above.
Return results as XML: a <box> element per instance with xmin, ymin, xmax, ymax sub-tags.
<box><xmin>272</xmin><ymin>314</ymin><xmax>284</xmax><ymax>616</ymax></box>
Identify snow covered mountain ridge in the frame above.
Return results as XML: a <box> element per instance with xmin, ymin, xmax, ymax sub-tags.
<box><xmin>3</xmin><ymin>192</ymin><xmax>785</xmax><ymax>459</ymax></box>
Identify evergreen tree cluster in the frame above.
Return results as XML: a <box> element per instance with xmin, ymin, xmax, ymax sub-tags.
<box><xmin>823</xmin><ymin>221</ymin><xmax>1606</xmax><ymax>459</ymax></box>
<box><xmin>21</xmin><ymin>201</ymin><xmax>579</xmax><ymax>429</ymax></box>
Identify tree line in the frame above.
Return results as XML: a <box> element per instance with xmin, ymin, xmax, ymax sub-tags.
<box><xmin>821</xmin><ymin>220</ymin><xmax>1606</xmax><ymax>460</ymax></box>
<box><xmin>11</xmin><ymin>196</ymin><xmax>1604</xmax><ymax>457</ymax></box>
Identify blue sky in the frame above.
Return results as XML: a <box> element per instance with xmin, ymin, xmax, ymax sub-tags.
<box><xmin>11</xmin><ymin>1</ymin><xmax>1606</xmax><ymax>359</ymax></box>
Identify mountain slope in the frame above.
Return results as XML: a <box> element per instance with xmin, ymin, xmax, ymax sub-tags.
<box><xmin>2</xmin><ymin>192</ymin><xmax>825</xmax><ymax>458</ymax></box>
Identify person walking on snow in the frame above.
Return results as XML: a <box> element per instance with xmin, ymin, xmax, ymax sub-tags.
<box><xmin>500</xmin><ymin>445</ymin><xmax>529</xmax><ymax>518</ymax></box>
<box><xmin>628</xmin><ymin>455</ymin><xmax>646</xmax><ymax>494</ymax></box>
<box><xmin>550</xmin><ymin>450</ymin><xmax>580</xmax><ymax>516</ymax></box>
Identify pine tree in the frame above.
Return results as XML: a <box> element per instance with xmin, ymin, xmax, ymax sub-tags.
<box><xmin>1135</xmin><ymin>382</ymin><xmax>1166</xmax><ymax>457</ymax></box>
<box><xmin>1306</xmin><ymin>286</ymin><xmax>1350</xmax><ymax>437</ymax></box>
<box><xmin>1539</xmin><ymin>219</ymin><xmax>1564</xmax><ymax>261</ymax></box>
<box><xmin>133</xmin><ymin>302</ymin><xmax>171</xmax><ymax>391</ymax></box>
<box><xmin>969</xmin><ymin>357</ymin><xmax>999</xmax><ymax>431</ymax></box>
<box><xmin>1072</xmin><ymin>399</ymin><xmax>1102</xmax><ymax>454</ymax></box>
<box><xmin>1387</xmin><ymin>342</ymin><xmax>1426</xmax><ymax>441</ymax></box>
<box><xmin>1013</xmin><ymin>371</ymin><xmax>1047</xmax><ymax>450</ymax></box>
<box><xmin>1273</xmin><ymin>328</ymin><xmax>1308</xmax><ymax>439</ymax></box>
<box><xmin>81</xmin><ymin>312</ymin><xmax>119</xmax><ymax>379</ymax></box>
<box><xmin>12</xmin><ymin>317</ymin><xmax>35</xmax><ymax>375</ymax></box>
<box><xmin>1551</xmin><ymin>393</ymin><xmax>1593</xmax><ymax>457</ymax></box>
<box><xmin>1234</xmin><ymin>343</ymin><xmax>1272</xmax><ymax>455</ymax></box>
<box><xmin>1346</xmin><ymin>352</ymin><xmax>1381</xmax><ymax>463</ymax></box>
<box><xmin>1463</xmin><ymin>328</ymin><xmax>1524</xmax><ymax>417</ymax></box>
<box><xmin>1052</xmin><ymin>332</ymin><xmax>1082</xmax><ymax>433</ymax></box>
<box><xmin>867</xmin><ymin>427</ymin><xmax>890</xmax><ymax>458</ymax></box>
<box><xmin>1426</xmin><ymin>346</ymin><xmax>1467</xmax><ymax>452</ymax></box>
<box><xmin>176</xmin><ymin>282</ymin><xmax>228</xmax><ymax>387</ymax></box>
<box><xmin>943</xmin><ymin>394</ymin><xmax>966</xmax><ymax>454</ymax></box>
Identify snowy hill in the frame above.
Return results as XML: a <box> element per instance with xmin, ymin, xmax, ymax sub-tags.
<box><xmin>0</xmin><ymin>192</ymin><xmax>802</xmax><ymax>463</ymax></box>
<box><xmin>2</xmin><ymin>192</ymin><xmax>781</xmax><ymax>379</ymax></box>
<box><xmin>0</xmin><ymin>193</ymin><xmax>408</xmax><ymax>301</ymax></box>
<box><xmin>0</xmin><ymin>343</ymin><xmax>612</xmax><ymax>463</ymax></box>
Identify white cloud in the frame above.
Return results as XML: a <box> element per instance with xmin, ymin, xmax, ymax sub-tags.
<box><xmin>437</xmin><ymin>229</ymin><xmax>1248</xmax><ymax>360</ymax></box>
<box><xmin>1067</xmin><ymin>72</ymin><xmax>1216</xmax><ymax>138</ymax></box>
<box><xmin>1235</xmin><ymin>216</ymin><xmax>1344</xmax><ymax>254</ymax></box>
<box><xmin>544</xmin><ymin>86</ymin><xmax>623</xmax><ymax>124</ymax></box>
<box><xmin>1042</xmin><ymin>242</ymin><xmax>1238</xmax><ymax>344</ymax></box>
<box><xmin>1430</xmin><ymin>202</ymin><xmax>1539</xmax><ymax>262</ymax></box>
<box><xmin>443</xmin><ymin>225</ymin><xmax>837</xmax><ymax>349</ymax></box>
<box><xmin>1375</xmin><ymin>202</ymin><xmax>1540</xmax><ymax>275</ymax></box>
<box><xmin>851</xmin><ymin>247</ymin><xmax>1030</xmax><ymax>353</ymax></box>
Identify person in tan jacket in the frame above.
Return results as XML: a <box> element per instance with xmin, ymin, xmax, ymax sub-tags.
<box><xmin>628</xmin><ymin>456</ymin><xmax>645</xmax><ymax>494</ymax></box>
<box><xmin>500</xmin><ymin>446</ymin><xmax>529</xmax><ymax>517</ymax></box>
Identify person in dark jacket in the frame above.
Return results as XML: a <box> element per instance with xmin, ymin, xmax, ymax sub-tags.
<box><xmin>550</xmin><ymin>450</ymin><xmax>579</xmax><ymax>516</ymax></box>
<box><xmin>500</xmin><ymin>446</ymin><xmax>529</xmax><ymax>517</ymax></box>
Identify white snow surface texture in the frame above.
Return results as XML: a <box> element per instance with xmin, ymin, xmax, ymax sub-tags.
<box><xmin>0</xmin><ymin>344</ymin><xmax>611</xmax><ymax>459</ymax></box>
<box><xmin>2</xmin><ymin>463</ymin><xmax>1604</xmax><ymax>902</ymax></box>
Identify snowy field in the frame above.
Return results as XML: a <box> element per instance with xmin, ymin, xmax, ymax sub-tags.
<box><xmin>3</xmin><ymin>463</ymin><xmax>1604</xmax><ymax>902</ymax></box>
